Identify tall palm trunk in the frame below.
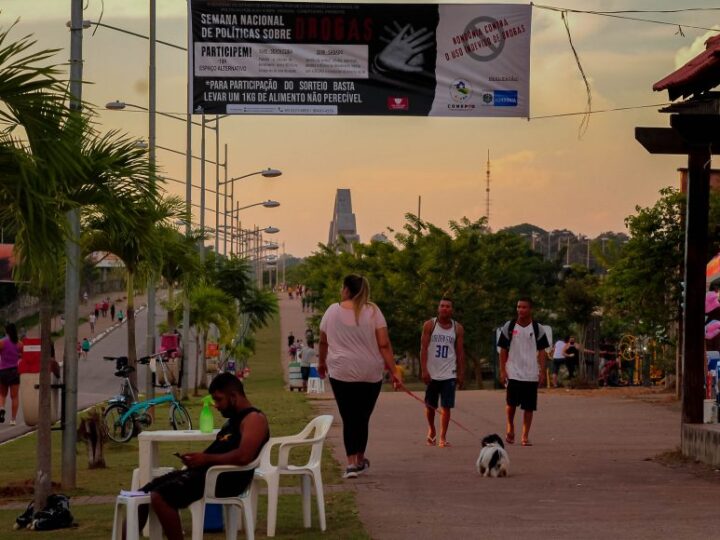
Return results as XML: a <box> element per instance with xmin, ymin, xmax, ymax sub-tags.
<box><xmin>194</xmin><ymin>330</ymin><xmax>202</xmax><ymax>396</ymax></box>
<box><xmin>126</xmin><ymin>271</ymin><xmax>138</xmax><ymax>390</ymax></box>
<box><xmin>167</xmin><ymin>283</ymin><xmax>175</xmax><ymax>329</ymax></box>
<box><xmin>199</xmin><ymin>329</ymin><xmax>208</xmax><ymax>390</ymax></box>
<box><xmin>34</xmin><ymin>291</ymin><xmax>53</xmax><ymax>510</ymax></box>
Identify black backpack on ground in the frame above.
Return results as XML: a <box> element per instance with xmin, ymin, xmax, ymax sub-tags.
<box><xmin>20</xmin><ymin>494</ymin><xmax>74</xmax><ymax>531</ymax></box>
<box><xmin>13</xmin><ymin>501</ymin><xmax>34</xmax><ymax>530</ymax></box>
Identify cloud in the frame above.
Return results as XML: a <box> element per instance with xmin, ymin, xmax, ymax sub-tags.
<box><xmin>675</xmin><ymin>27</ymin><xmax>720</xmax><ymax>68</ymax></box>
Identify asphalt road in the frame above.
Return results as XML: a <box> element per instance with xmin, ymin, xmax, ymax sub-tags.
<box><xmin>0</xmin><ymin>300</ymin><xmax>198</xmax><ymax>444</ymax></box>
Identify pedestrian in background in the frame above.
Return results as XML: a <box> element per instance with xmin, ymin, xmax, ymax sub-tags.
<box><xmin>318</xmin><ymin>274</ymin><xmax>401</xmax><ymax>478</ymax></box>
<box><xmin>551</xmin><ymin>337</ymin><xmax>567</xmax><ymax>388</ymax></box>
<box><xmin>81</xmin><ymin>337</ymin><xmax>91</xmax><ymax>360</ymax></box>
<box><xmin>0</xmin><ymin>323</ymin><xmax>23</xmax><ymax>425</ymax></box>
<box><xmin>498</xmin><ymin>297</ymin><xmax>549</xmax><ymax>447</ymax></box>
<box><xmin>88</xmin><ymin>312</ymin><xmax>96</xmax><ymax>336</ymax></box>
<box><xmin>300</xmin><ymin>339</ymin><xmax>316</xmax><ymax>392</ymax></box>
<box><xmin>564</xmin><ymin>336</ymin><xmax>579</xmax><ymax>380</ymax></box>
<box><xmin>110</xmin><ymin>302</ymin><xmax>116</xmax><ymax>321</ymax></box>
<box><xmin>420</xmin><ymin>297</ymin><xmax>465</xmax><ymax>448</ymax></box>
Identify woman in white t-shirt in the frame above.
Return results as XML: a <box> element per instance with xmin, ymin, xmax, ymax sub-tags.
<box><xmin>318</xmin><ymin>274</ymin><xmax>401</xmax><ymax>479</ymax></box>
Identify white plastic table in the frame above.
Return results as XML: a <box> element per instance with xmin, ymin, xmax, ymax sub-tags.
<box><xmin>137</xmin><ymin>429</ymin><xmax>219</xmax><ymax>538</ymax></box>
<box><xmin>137</xmin><ymin>429</ymin><xmax>219</xmax><ymax>489</ymax></box>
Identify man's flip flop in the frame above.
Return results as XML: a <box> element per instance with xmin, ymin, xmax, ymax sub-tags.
<box><xmin>426</xmin><ymin>435</ymin><xmax>436</xmax><ymax>446</ymax></box>
<box><xmin>438</xmin><ymin>440</ymin><xmax>452</xmax><ymax>448</ymax></box>
<box><xmin>521</xmin><ymin>440</ymin><xmax>533</xmax><ymax>446</ymax></box>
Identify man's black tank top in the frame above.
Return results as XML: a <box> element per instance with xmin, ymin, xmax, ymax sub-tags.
<box><xmin>205</xmin><ymin>406</ymin><xmax>269</xmax><ymax>497</ymax></box>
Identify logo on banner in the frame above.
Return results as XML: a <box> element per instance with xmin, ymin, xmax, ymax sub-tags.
<box><xmin>463</xmin><ymin>16</ymin><xmax>506</xmax><ymax>62</ymax></box>
<box><xmin>450</xmin><ymin>80</ymin><xmax>472</xmax><ymax>103</ymax></box>
<box><xmin>493</xmin><ymin>90</ymin><xmax>518</xmax><ymax>107</ymax></box>
<box><xmin>387</xmin><ymin>97</ymin><xmax>409</xmax><ymax>111</ymax></box>
<box><xmin>480</xmin><ymin>91</ymin><xmax>494</xmax><ymax>105</ymax></box>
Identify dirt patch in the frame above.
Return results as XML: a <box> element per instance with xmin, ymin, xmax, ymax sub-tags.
<box><xmin>0</xmin><ymin>480</ymin><xmax>62</xmax><ymax>498</ymax></box>
<box><xmin>652</xmin><ymin>448</ymin><xmax>720</xmax><ymax>481</ymax></box>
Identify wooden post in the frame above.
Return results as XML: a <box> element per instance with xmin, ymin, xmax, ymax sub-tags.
<box><xmin>681</xmin><ymin>146</ymin><xmax>711</xmax><ymax>424</ymax></box>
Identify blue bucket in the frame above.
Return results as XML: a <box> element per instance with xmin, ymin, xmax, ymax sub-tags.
<box><xmin>204</xmin><ymin>503</ymin><xmax>224</xmax><ymax>532</ymax></box>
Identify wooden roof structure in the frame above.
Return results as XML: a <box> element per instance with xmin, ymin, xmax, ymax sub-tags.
<box><xmin>654</xmin><ymin>34</ymin><xmax>720</xmax><ymax>100</ymax></box>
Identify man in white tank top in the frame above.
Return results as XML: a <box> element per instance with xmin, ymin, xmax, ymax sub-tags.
<box><xmin>421</xmin><ymin>298</ymin><xmax>465</xmax><ymax>448</ymax></box>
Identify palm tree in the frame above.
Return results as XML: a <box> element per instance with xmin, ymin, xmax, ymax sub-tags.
<box><xmin>187</xmin><ymin>284</ymin><xmax>237</xmax><ymax>394</ymax></box>
<box><xmin>157</xmin><ymin>225</ymin><xmax>202</xmax><ymax>330</ymax></box>
<box><xmin>0</xmin><ymin>24</ymin><xmax>156</xmax><ymax>507</ymax></box>
<box><xmin>83</xmin><ymin>196</ymin><xmax>186</xmax><ymax>389</ymax></box>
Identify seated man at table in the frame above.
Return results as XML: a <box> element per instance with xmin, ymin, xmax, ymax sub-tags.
<box><xmin>136</xmin><ymin>372</ymin><xmax>270</xmax><ymax>540</ymax></box>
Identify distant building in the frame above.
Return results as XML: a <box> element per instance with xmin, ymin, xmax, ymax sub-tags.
<box><xmin>328</xmin><ymin>189</ymin><xmax>360</xmax><ymax>251</ymax></box>
<box><xmin>370</xmin><ymin>233</ymin><xmax>390</xmax><ymax>243</ymax></box>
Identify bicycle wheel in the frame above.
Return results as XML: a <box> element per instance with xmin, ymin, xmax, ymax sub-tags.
<box><xmin>170</xmin><ymin>403</ymin><xmax>192</xmax><ymax>431</ymax></box>
<box><xmin>103</xmin><ymin>404</ymin><xmax>135</xmax><ymax>443</ymax></box>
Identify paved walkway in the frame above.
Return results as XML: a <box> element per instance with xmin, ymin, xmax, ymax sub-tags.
<box><xmin>312</xmin><ymin>386</ymin><xmax>719</xmax><ymax>539</ymax></box>
<box><xmin>278</xmin><ymin>293</ymin><xmax>328</xmax><ymax>394</ymax></box>
<box><xmin>282</xmin><ymin>298</ymin><xmax>720</xmax><ymax>539</ymax></box>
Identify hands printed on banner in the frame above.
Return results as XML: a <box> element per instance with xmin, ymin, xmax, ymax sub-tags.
<box><xmin>375</xmin><ymin>22</ymin><xmax>435</xmax><ymax>73</ymax></box>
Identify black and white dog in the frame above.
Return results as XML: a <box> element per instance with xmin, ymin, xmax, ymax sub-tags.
<box><xmin>476</xmin><ymin>434</ymin><xmax>510</xmax><ymax>477</ymax></box>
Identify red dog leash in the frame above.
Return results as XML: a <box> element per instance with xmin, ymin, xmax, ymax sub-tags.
<box><xmin>393</xmin><ymin>379</ymin><xmax>476</xmax><ymax>436</ymax></box>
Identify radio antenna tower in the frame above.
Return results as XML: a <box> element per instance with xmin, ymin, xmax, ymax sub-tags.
<box><xmin>485</xmin><ymin>150</ymin><xmax>491</xmax><ymax>226</ymax></box>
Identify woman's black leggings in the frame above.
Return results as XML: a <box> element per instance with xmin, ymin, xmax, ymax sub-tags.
<box><xmin>329</xmin><ymin>378</ymin><xmax>382</xmax><ymax>456</ymax></box>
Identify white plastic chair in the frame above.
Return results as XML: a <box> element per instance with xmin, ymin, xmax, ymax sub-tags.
<box><xmin>111</xmin><ymin>494</ymin><xmax>162</xmax><ymax>540</ymax></box>
<box><xmin>253</xmin><ymin>415</ymin><xmax>334</xmax><ymax>537</ymax></box>
<box><xmin>188</xmin><ymin>456</ymin><xmax>263</xmax><ymax>540</ymax></box>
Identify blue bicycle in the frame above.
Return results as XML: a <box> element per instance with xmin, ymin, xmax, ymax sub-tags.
<box><xmin>102</xmin><ymin>350</ymin><xmax>192</xmax><ymax>443</ymax></box>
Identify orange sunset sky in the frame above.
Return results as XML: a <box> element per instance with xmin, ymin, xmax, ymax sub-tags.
<box><xmin>4</xmin><ymin>0</ymin><xmax>718</xmax><ymax>256</ymax></box>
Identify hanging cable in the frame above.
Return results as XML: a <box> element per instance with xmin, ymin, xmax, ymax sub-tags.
<box><xmin>560</xmin><ymin>11</ymin><xmax>592</xmax><ymax>138</ymax></box>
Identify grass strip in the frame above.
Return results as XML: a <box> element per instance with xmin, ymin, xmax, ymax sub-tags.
<box><xmin>0</xmin><ymin>313</ymin><xmax>367</xmax><ymax>538</ymax></box>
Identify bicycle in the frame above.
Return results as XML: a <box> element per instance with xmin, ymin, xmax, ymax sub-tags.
<box><xmin>102</xmin><ymin>350</ymin><xmax>192</xmax><ymax>443</ymax></box>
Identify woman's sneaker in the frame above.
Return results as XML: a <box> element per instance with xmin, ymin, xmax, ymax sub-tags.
<box><xmin>356</xmin><ymin>458</ymin><xmax>370</xmax><ymax>475</ymax></box>
<box><xmin>343</xmin><ymin>466</ymin><xmax>359</xmax><ymax>479</ymax></box>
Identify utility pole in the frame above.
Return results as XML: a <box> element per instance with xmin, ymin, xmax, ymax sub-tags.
<box><xmin>223</xmin><ymin>144</ymin><xmax>228</xmax><ymax>256</ymax></box>
<box><xmin>62</xmin><ymin>0</ymin><xmax>83</xmax><ymax>490</ymax></box>
<box><xmin>200</xmin><ymin>110</ymin><xmax>206</xmax><ymax>262</ymax></box>
<box><xmin>145</xmin><ymin>0</ymin><xmax>157</xmax><ymax>400</ymax></box>
<box><xmin>214</xmin><ymin>115</ymin><xmax>220</xmax><ymax>254</ymax></box>
<box><xmin>181</xmin><ymin>28</ymin><xmax>193</xmax><ymax>400</ymax></box>
<box><xmin>485</xmin><ymin>149</ymin><xmax>491</xmax><ymax>226</ymax></box>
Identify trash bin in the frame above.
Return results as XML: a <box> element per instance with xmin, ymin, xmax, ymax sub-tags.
<box><xmin>288</xmin><ymin>361</ymin><xmax>303</xmax><ymax>391</ymax></box>
<box><xmin>18</xmin><ymin>338</ymin><xmax>60</xmax><ymax>426</ymax></box>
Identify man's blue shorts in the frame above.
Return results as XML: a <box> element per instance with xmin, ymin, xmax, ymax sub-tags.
<box><xmin>425</xmin><ymin>378</ymin><xmax>457</xmax><ymax>409</ymax></box>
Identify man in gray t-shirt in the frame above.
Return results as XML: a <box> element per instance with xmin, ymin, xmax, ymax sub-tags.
<box><xmin>300</xmin><ymin>340</ymin><xmax>316</xmax><ymax>392</ymax></box>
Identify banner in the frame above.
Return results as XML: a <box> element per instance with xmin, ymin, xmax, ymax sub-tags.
<box><xmin>189</xmin><ymin>1</ymin><xmax>531</xmax><ymax>116</ymax></box>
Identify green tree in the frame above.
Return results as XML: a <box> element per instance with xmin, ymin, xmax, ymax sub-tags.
<box><xmin>0</xmin><ymin>24</ymin><xmax>156</xmax><ymax>507</ymax></box>
<box><xmin>294</xmin><ymin>215</ymin><xmax>559</xmax><ymax>387</ymax></box>
<box><xmin>84</xmin><ymin>195</ymin><xmax>184</xmax><ymax>389</ymax></box>
<box><xmin>157</xmin><ymin>225</ymin><xmax>201</xmax><ymax>330</ymax></box>
<box><xmin>186</xmin><ymin>284</ymin><xmax>237</xmax><ymax>394</ymax></box>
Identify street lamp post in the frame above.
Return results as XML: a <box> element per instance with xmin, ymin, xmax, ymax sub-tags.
<box><xmin>217</xmin><ymin>168</ymin><xmax>282</xmax><ymax>256</ymax></box>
